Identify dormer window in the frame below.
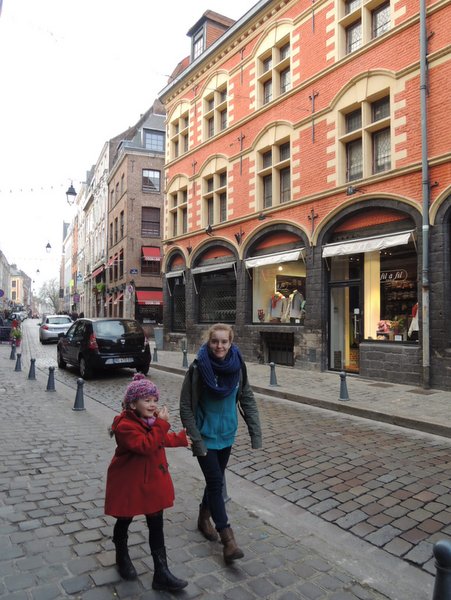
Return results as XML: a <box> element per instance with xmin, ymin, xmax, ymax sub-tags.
<box><xmin>192</xmin><ymin>27</ymin><xmax>205</xmax><ymax>60</ymax></box>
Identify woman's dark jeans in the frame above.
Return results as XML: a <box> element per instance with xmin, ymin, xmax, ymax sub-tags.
<box><xmin>197</xmin><ymin>446</ymin><xmax>232</xmax><ymax>532</ymax></box>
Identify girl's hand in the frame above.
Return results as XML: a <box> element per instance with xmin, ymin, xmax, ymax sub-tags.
<box><xmin>184</xmin><ymin>430</ymin><xmax>192</xmax><ymax>448</ymax></box>
<box><xmin>158</xmin><ymin>405</ymin><xmax>169</xmax><ymax>422</ymax></box>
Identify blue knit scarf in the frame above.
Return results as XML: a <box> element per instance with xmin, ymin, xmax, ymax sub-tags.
<box><xmin>196</xmin><ymin>343</ymin><xmax>242</xmax><ymax>398</ymax></box>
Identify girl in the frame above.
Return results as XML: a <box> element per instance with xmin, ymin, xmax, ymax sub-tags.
<box><xmin>179</xmin><ymin>323</ymin><xmax>262</xmax><ymax>564</ymax></box>
<box><xmin>105</xmin><ymin>373</ymin><xmax>190</xmax><ymax>591</ymax></box>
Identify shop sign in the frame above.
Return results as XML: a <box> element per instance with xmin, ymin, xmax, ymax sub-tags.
<box><xmin>380</xmin><ymin>270</ymin><xmax>407</xmax><ymax>282</ymax></box>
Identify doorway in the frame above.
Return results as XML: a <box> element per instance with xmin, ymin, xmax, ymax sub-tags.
<box><xmin>329</xmin><ymin>284</ymin><xmax>361</xmax><ymax>373</ymax></box>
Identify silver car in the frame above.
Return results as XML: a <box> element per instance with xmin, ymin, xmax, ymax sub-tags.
<box><xmin>39</xmin><ymin>315</ymin><xmax>73</xmax><ymax>344</ymax></box>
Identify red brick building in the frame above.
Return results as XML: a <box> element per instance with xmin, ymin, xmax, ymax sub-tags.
<box><xmin>159</xmin><ymin>2</ymin><xmax>451</xmax><ymax>389</ymax></box>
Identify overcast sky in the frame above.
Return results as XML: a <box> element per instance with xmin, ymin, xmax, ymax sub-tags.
<box><xmin>0</xmin><ymin>0</ymin><xmax>254</xmax><ymax>291</ymax></box>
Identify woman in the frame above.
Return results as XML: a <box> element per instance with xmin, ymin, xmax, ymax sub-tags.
<box><xmin>180</xmin><ymin>323</ymin><xmax>262</xmax><ymax>564</ymax></box>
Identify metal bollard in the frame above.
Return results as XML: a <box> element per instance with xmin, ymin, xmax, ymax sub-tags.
<box><xmin>14</xmin><ymin>353</ymin><xmax>22</xmax><ymax>372</ymax></box>
<box><xmin>9</xmin><ymin>342</ymin><xmax>16</xmax><ymax>360</ymax></box>
<box><xmin>339</xmin><ymin>371</ymin><xmax>349</xmax><ymax>401</ymax></box>
<box><xmin>28</xmin><ymin>358</ymin><xmax>37</xmax><ymax>380</ymax></box>
<box><xmin>153</xmin><ymin>346</ymin><xmax>158</xmax><ymax>363</ymax></box>
<box><xmin>182</xmin><ymin>349</ymin><xmax>188</xmax><ymax>368</ymax></box>
<box><xmin>432</xmin><ymin>540</ymin><xmax>451</xmax><ymax>600</ymax></box>
<box><xmin>46</xmin><ymin>366</ymin><xmax>56</xmax><ymax>392</ymax></box>
<box><xmin>73</xmin><ymin>378</ymin><xmax>86</xmax><ymax>411</ymax></box>
<box><xmin>269</xmin><ymin>362</ymin><xmax>279</xmax><ymax>386</ymax></box>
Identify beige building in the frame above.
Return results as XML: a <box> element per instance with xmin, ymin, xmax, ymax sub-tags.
<box><xmin>106</xmin><ymin>101</ymin><xmax>166</xmax><ymax>329</ymax></box>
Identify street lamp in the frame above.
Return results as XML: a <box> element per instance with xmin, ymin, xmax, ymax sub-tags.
<box><xmin>45</xmin><ymin>242</ymin><xmax>52</xmax><ymax>253</ymax></box>
<box><xmin>66</xmin><ymin>182</ymin><xmax>77</xmax><ymax>205</ymax></box>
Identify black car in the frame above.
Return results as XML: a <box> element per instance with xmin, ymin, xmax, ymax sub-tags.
<box><xmin>57</xmin><ymin>318</ymin><xmax>151</xmax><ymax>379</ymax></box>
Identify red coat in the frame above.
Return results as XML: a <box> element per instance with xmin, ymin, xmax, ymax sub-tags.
<box><xmin>104</xmin><ymin>410</ymin><xmax>188</xmax><ymax>517</ymax></box>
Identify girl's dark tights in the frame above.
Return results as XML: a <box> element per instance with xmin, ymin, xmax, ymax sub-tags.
<box><xmin>113</xmin><ymin>512</ymin><xmax>164</xmax><ymax>552</ymax></box>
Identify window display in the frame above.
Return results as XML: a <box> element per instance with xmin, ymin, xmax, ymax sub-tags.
<box><xmin>251</xmin><ymin>260</ymin><xmax>306</xmax><ymax>324</ymax></box>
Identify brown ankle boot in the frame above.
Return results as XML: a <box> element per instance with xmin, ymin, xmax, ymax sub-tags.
<box><xmin>219</xmin><ymin>527</ymin><xmax>244</xmax><ymax>564</ymax></box>
<box><xmin>197</xmin><ymin>505</ymin><xmax>218</xmax><ymax>541</ymax></box>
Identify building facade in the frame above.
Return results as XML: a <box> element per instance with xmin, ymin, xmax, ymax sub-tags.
<box><xmin>159</xmin><ymin>1</ymin><xmax>450</xmax><ymax>389</ymax></box>
<box><xmin>106</xmin><ymin>101</ymin><xmax>166</xmax><ymax>330</ymax></box>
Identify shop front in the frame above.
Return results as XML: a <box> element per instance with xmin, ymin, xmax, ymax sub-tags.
<box><xmin>320</xmin><ymin>206</ymin><xmax>421</xmax><ymax>383</ymax></box>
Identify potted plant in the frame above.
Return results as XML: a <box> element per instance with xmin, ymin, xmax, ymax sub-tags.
<box><xmin>11</xmin><ymin>327</ymin><xmax>22</xmax><ymax>347</ymax></box>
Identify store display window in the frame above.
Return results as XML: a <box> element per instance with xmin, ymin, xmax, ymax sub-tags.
<box><xmin>246</xmin><ymin>249</ymin><xmax>306</xmax><ymax>324</ymax></box>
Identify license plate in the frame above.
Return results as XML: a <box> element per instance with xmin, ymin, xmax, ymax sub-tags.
<box><xmin>105</xmin><ymin>357</ymin><xmax>132</xmax><ymax>365</ymax></box>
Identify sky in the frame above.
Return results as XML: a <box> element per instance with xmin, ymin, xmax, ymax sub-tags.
<box><xmin>0</xmin><ymin>0</ymin><xmax>255</xmax><ymax>293</ymax></box>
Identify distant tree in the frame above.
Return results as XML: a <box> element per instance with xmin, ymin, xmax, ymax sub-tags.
<box><xmin>38</xmin><ymin>278</ymin><xmax>60</xmax><ymax>313</ymax></box>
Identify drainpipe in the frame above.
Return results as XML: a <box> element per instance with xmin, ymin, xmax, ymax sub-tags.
<box><xmin>420</xmin><ymin>0</ymin><xmax>430</xmax><ymax>388</ymax></box>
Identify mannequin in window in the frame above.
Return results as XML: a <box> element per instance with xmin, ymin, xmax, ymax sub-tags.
<box><xmin>408</xmin><ymin>302</ymin><xmax>419</xmax><ymax>340</ymax></box>
<box><xmin>283</xmin><ymin>289</ymin><xmax>305</xmax><ymax>323</ymax></box>
<box><xmin>268</xmin><ymin>291</ymin><xmax>287</xmax><ymax>322</ymax></box>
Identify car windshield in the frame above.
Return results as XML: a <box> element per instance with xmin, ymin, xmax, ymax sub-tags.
<box><xmin>94</xmin><ymin>320</ymin><xmax>142</xmax><ymax>338</ymax></box>
<box><xmin>48</xmin><ymin>317</ymin><xmax>72</xmax><ymax>325</ymax></box>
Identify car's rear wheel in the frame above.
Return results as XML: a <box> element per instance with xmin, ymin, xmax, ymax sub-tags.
<box><xmin>137</xmin><ymin>363</ymin><xmax>150</xmax><ymax>375</ymax></box>
<box><xmin>79</xmin><ymin>356</ymin><xmax>93</xmax><ymax>379</ymax></box>
<box><xmin>57</xmin><ymin>350</ymin><xmax>66</xmax><ymax>369</ymax></box>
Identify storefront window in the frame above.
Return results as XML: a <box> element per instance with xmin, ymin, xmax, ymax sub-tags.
<box><xmin>168</xmin><ymin>276</ymin><xmax>186</xmax><ymax>332</ymax></box>
<box><xmin>376</xmin><ymin>246</ymin><xmax>417</xmax><ymax>341</ymax></box>
<box><xmin>249</xmin><ymin>254</ymin><xmax>306</xmax><ymax>324</ymax></box>
<box><xmin>197</xmin><ymin>269</ymin><xmax>236</xmax><ymax>323</ymax></box>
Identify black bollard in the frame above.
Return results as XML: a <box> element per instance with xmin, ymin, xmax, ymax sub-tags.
<box><xmin>182</xmin><ymin>349</ymin><xmax>188</xmax><ymax>368</ymax></box>
<box><xmin>153</xmin><ymin>346</ymin><xmax>158</xmax><ymax>363</ymax></box>
<box><xmin>339</xmin><ymin>371</ymin><xmax>349</xmax><ymax>401</ymax></box>
<box><xmin>46</xmin><ymin>366</ymin><xmax>56</xmax><ymax>392</ymax></box>
<box><xmin>14</xmin><ymin>353</ymin><xmax>22</xmax><ymax>372</ymax></box>
<box><xmin>269</xmin><ymin>362</ymin><xmax>279</xmax><ymax>386</ymax></box>
<box><xmin>28</xmin><ymin>358</ymin><xmax>37</xmax><ymax>381</ymax></box>
<box><xmin>73</xmin><ymin>378</ymin><xmax>86</xmax><ymax>411</ymax></box>
<box><xmin>432</xmin><ymin>539</ymin><xmax>451</xmax><ymax>600</ymax></box>
<box><xmin>9</xmin><ymin>343</ymin><xmax>16</xmax><ymax>360</ymax></box>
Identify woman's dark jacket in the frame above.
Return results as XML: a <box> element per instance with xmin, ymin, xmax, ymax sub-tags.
<box><xmin>180</xmin><ymin>359</ymin><xmax>262</xmax><ymax>457</ymax></box>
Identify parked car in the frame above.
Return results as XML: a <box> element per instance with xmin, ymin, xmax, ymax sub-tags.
<box><xmin>56</xmin><ymin>318</ymin><xmax>151</xmax><ymax>379</ymax></box>
<box><xmin>39</xmin><ymin>315</ymin><xmax>73</xmax><ymax>343</ymax></box>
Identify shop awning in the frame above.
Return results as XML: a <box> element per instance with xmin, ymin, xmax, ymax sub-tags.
<box><xmin>142</xmin><ymin>247</ymin><xmax>161</xmax><ymax>261</ymax></box>
<box><xmin>91</xmin><ymin>265</ymin><xmax>105</xmax><ymax>278</ymax></box>
<box><xmin>322</xmin><ymin>230</ymin><xmax>415</xmax><ymax>258</ymax></box>
<box><xmin>136</xmin><ymin>290</ymin><xmax>164</xmax><ymax>305</ymax></box>
<box><xmin>244</xmin><ymin>248</ymin><xmax>305</xmax><ymax>269</ymax></box>
<box><xmin>165</xmin><ymin>270</ymin><xmax>185</xmax><ymax>279</ymax></box>
<box><xmin>191</xmin><ymin>261</ymin><xmax>236</xmax><ymax>275</ymax></box>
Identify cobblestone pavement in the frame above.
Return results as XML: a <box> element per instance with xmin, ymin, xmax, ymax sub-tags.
<box><xmin>1</xmin><ymin>321</ymin><xmax>446</xmax><ymax>597</ymax></box>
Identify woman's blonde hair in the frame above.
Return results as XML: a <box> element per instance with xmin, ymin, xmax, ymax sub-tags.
<box><xmin>204</xmin><ymin>323</ymin><xmax>234</xmax><ymax>343</ymax></box>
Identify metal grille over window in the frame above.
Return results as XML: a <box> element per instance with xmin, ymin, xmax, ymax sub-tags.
<box><xmin>198</xmin><ymin>271</ymin><xmax>236</xmax><ymax>323</ymax></box>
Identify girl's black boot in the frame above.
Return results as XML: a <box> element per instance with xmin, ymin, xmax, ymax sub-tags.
<box><xmin>151</xmin><ymin>547</ymin><xmax>188</xmax><ymax>591</ymax></box>
<box><xmin>113</xmin><ymin>536</ymin><xmax>138</xmax><ymax>580</ymax></box>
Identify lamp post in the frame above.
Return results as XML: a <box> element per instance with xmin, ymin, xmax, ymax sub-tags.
<box><xmin>66</xmin><ymin>182</ymin><xmax>77</xmax><ymax>205</ymax></box>
<box><xmin>45</xmin><ymin>242</ymin><xmax>51</xmax><ymax>253</ymax></box>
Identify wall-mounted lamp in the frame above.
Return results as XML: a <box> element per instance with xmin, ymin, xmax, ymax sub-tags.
<box><xmin>45</xmin><ymin>242</ymin><xmax>52</xmax><ymax>253</ymax></box>
<box><xmin>234</xmin><ymin>227</ymin><xmax>245</xmax><ymax>245</ymax></box>
<box><xmin>257</xmin><ymin>213</ymin><xmax>267</xmax><ymax>221</ymax></box>
<box><xmin>187</xmin><ymin>245</ymin><xmax>193</xmax><ymax>255</ymax></box>
<box><xmin>205</xmin><ymin>224</ymin><xmax>214</xmax><ymax>236</ymax></box>
<box><xmin>346</xmin><ymin>185</ymin><xmax>364</xmax><ymax>196</ymax></box>
<box><xmin>66</xmin><ymin>182</ymin><xmax>77</xmax><ymax>205</ymax></box>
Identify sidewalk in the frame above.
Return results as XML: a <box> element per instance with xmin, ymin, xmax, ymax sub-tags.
<box><xmin>150</xmin><ymin>349</ymin><xmax>451</xmax><ymax>439</ymax></box>
<box><xmin>0</xmin><ymin>346</ymin><xmax>435</xmax><ymax>599</ymax></box>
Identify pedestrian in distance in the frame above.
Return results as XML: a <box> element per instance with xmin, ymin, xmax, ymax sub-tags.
<box><xmin>105</xmin><ymin>373</ymin><xmax>190</xmax><ymax>591</ymax></box>
<box><xmin>180</xmin><ymin>323</ymin><xmax>262</xmax><ymax>564</ymax></box>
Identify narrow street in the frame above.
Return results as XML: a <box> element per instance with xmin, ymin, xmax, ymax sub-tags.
<box><xmin>22</xmin><ymin>319</ymin><xmax>451</xmax><ymax>577</ymax></box>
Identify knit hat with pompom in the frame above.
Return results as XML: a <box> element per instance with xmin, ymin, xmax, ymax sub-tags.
<box><xmin>123</xmin><ymin>373</ymin><xmax>159</xmax><ymax>405</ymax></box>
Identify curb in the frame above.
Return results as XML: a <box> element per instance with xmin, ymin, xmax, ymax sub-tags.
<box><xmin>151</xmin><ymin>363</ymin><xmax>451</xmax><ymax>439</ymax></box>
